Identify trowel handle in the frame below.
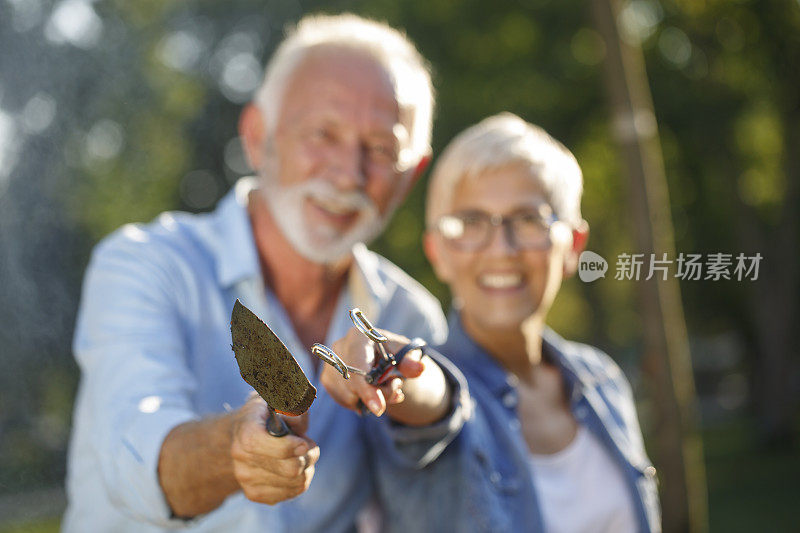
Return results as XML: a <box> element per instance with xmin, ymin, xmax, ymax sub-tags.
<box><xmin>265</xmin><ymin>405</ymin><xmax>291</xmax><ymax>437</ymax></box>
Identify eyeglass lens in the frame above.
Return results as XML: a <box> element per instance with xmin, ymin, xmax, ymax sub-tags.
<box><xmin>437</xmin><ymin>209</ymin><xmax>555</xmax><ymax>250</ymax></box>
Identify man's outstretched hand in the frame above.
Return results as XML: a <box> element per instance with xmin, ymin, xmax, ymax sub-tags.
<box><xmin>230</xmin><ymin>394</ymin><xmax>319</xmax><ymax>505</ymax></box>
<box><xmin>158</xmin><ymin>394</ymin><xmax>319</xmax><ymax>518</ymax></box>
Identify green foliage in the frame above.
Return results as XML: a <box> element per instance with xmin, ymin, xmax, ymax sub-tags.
<box><xmin>46</xmin><ymin>0</ymin><xmax>799</xmax><ymax>368</ymax></box>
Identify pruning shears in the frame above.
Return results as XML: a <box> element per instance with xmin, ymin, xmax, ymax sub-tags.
<box><xmin>311</xmin><ymin>308</ymin><xmax>426</xmax><ymax>388</ymax></box>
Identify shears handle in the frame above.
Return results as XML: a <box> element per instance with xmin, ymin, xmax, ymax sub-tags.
<box><xmin>362</xmin><ymin>337</ymin><xmax>426</xmax><ymax>385</ymax></box>
<box><xmin>311</xmin><ymin>306</ymin><xmax>428</xmax><ymax>415</ymax></box>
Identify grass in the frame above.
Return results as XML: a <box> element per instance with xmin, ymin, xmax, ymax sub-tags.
<box><xmin>0</xmin><ymin>518</ymin><xmax>59</xmax><ymax>533</ymax></box>
<box><xmin>704</xmin><ymin>418</ymin><xmax>800</xmax><ymax>532</ymax></box>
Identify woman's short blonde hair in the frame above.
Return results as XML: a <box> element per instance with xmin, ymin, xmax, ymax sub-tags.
<box><xmin>426</xmin><ymin>113</ymin><xmax>583</xmax><ymax>227</ymax></box>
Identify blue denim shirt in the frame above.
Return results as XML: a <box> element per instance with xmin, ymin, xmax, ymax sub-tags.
<box><xmin>63</xmin><ymin>178</ymin><xmax>458</xmax><ymax>533</ymax></box>
<box><xmin>370</xmin><ymin>312</ymin><xmax>661</xmax><ymax>533</ymax></box>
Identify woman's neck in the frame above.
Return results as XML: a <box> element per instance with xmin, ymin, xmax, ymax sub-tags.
<box><xmin>461</xmin><ymin>312</ymin><xmax>546</xmax><ymax>384</ymax></box>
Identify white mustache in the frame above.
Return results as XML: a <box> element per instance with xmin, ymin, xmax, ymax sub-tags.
<box><xmin>303</xmin><ymin>178</ymin><xmax>374</xmax><ymax>212</ymax></box>
<box><xmin>258</xmin><ymin>170</ymin><xmax>385</xmax><ymax>264</ymax></box>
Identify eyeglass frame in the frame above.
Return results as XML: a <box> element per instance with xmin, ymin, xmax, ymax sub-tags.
<box><xmin>433</xmin><ymin>208</ymin><xmax>559</xmax><ymax>251</ymax></box>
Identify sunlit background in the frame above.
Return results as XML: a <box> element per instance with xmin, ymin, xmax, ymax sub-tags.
<box><xmin>1</xmin><ymin>0</ymin><xmax>798</xmax><ymax>531</ymax></box>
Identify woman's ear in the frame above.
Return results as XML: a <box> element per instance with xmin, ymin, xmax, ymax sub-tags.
<box><xmin>563</xmin><ymin>220</ymin><xmax>589</xmax><ymax>278</ymax></box>
<box><xmin>423</xmin><ymin>230</ymin><xmax>453</xmax><ymax>284</ymax></box>
<box><xmin>239</xmin><ymin>103</ymin><xmax>267</xmax><ymax>171</ymax></box>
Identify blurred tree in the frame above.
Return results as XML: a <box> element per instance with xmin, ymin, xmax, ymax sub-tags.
<box><xmin>651</xmin><ymin>0</ymin><xmax>800</xmax><ymax>449</ymax></box>
<box><xmin>590</xmin><ymin>0</ymin><xmax>707</xmax><ymax>530</ymax></box>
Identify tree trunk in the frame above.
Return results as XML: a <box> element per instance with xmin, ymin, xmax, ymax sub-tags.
<box><xmin>589</xmin><ymin>1</ymin><xmax>709</xmax><ymax>531</ymax></box>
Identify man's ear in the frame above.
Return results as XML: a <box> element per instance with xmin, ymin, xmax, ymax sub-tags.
<box><xmin>412</xmin><ymin>152</ymin><xmax>432</xmax><ymax>183</ymax></box>
<box><xmin>397</xmin><ymin>151</ymin><xmax>432</xmax><ymax>199</ymax></box>
<box><xmin>423</xmin><ymin>230</ymin><xmax>452</xmax><ymax>284</ymax></box>
<box><xmin>563</xmin><ymin>220</ymin><xmax>589</xmax><ymax>278</ymax></box>
<box><xmin>239</xmin><ymin>103</ymin><xmax>267</xmax><ymax>171</ymax></box>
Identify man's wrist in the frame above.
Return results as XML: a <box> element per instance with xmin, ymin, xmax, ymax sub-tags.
<box><xmin>158</xmin><ymin>413</ymin><xmax>241</xmax><ymax>518</ymax></box>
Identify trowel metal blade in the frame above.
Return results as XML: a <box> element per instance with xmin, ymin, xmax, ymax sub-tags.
<box><xmin>230</xmin><ymin>299</ymin><xmax>316</xmax><ymax>416</ymax></box>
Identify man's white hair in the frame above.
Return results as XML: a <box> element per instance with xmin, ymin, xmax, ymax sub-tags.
<box><xmin>255</xmin><ymin>13</ymin><xmax>434</xmax><ymax>170</ymax></box>
<box><xmin>426</xmin><ymin>112</ymin><xmax>584</xmax><ymax>227</ymax></box>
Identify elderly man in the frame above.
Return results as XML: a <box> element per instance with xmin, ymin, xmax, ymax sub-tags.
<box><xmin>64</xmin><ymin>14</ymin><xmax>467</xmax><ymax>533</ymax></box>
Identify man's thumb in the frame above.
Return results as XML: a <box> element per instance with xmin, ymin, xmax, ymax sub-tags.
<box><xmin>397</xmin><ymin>348</ymin><xmax>425</xmax><ymax>378</ymax></box>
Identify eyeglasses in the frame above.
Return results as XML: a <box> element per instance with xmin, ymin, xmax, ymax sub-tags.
<box><xmin>435</xmin><ymin>208</ymin><xmax>557</xmax><ymax>251</ymax></box>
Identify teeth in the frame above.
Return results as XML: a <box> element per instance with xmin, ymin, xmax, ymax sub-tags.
<box><xmin>480</xmin><ymin>273</ymin><xmax>522</xmax><ymax>289</ymax></box>
<box><xmin>313</xmin><ymin>199</ymin><xmax>355</xmax><ymax>216</ymax></box>
<box><xmin>322</xmin><ymin>203</ymin><xmax>353</xmax><ymax>215</ymax></box>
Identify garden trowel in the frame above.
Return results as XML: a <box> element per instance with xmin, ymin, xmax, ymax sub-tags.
<box><xmin>230</xmin><ymin>299</ymin><xmax>316</xmax><ymax>436</ymax></box>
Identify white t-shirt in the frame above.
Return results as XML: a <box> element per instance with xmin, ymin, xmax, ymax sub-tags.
<box><xmin>529</xmin><ymin>425</ymin><xmax>638</xmax><ymax>533</ymax></box>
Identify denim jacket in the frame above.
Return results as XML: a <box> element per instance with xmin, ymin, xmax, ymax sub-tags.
<box><xmin>369</xmin><ymin>312</ymin><xmax>661</xmax><ymax>533</ymax></box>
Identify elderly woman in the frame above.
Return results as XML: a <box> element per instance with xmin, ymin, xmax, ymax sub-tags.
<box><xmin>356</xmin><ymin>113</ymin><xmax>661</xmax><ymax>533</ymax></box>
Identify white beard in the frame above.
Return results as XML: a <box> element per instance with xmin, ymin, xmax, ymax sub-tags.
<box><xmin>259</xmin><ymin>175</ymin><xmax>387</xmax><ymax>264</ymax></box>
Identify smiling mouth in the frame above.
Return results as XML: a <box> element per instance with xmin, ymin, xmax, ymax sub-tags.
<box><xmin>308</xmin><ymin>198</ymin><xmax>359</xmax><ymax>225</ymax></box>
<box><xmin>478</xmin><ymin>273</ymin><xmax>524</xmax><ymax>290</ymax></box>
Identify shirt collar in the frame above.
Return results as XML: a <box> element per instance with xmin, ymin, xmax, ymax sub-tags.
<box><xmin>210</xmin><ymin>177</ymin><xmax>262</xmax><ymax>287</ymax></box>
<box><xmin>439</xmin><ymin>310</ymin><xmax>587</xmax><ymax>399</ymax></box>
<box><xmin>348</xmin><ymin>242</ymin><xmax>388</xmax><ymax>321</ymax></box>
<box><xmin>441</xmin><ymin>310</ymin><xmax>651</xmax><ymax>471</ymax></box>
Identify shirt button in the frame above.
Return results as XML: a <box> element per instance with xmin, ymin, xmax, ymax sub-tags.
<box><xmin>508</xmin><ymin>419</ymin><xmax>521</xmax><ymax>432</ymax></box>
<box><xmin>490</xmin><ymin>472</ymin><xmax>502</xmax><ymax>484</ymax></box>
<box><xmin>574</xmin><ymin>406</ymin><xmax>588</xmax><ymax>419</ymax></box>
<box><xmin>502</xmin><ymin>392</ymin><xmax>517</xmax><ymax>408</ymax></box>
<box><xmin>644</xmin><ymin>466</ymin><xmax>657</xmax><ymax>479</ymax></box>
